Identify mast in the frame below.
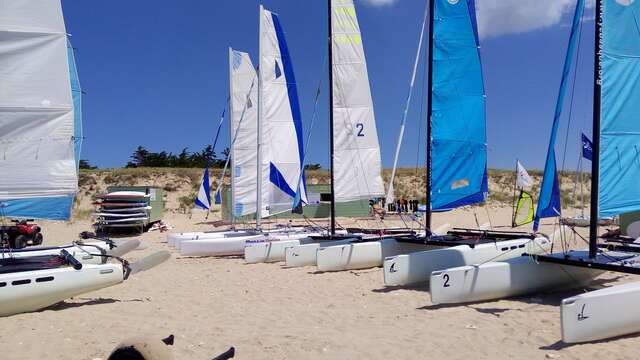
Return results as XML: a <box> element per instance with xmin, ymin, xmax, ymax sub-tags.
<box><xmin>256</xmin><ymin>5</ymin><xmax>264</xmax><ymax>231</ymax></box>
<box><xmin>589</xmin><ymin>0</ymin><xmax>602</xmax><ymax>259</ymax></box>
<box><xmin>328</xmin><ymin>0</ymin><xmax>336</xmax><ymax>235</ymax></box>
<box><xmin>424</xmin><ymin>0</ymin><xmax>435</xmax><ymax>235</ymax></box>
<box><xmin>228</xmin><ymin>47</ymin><xmax>236</xmax><ymax>230</ymax></box>
<box><xmin>511</xmin><ymin>159</ymin><xmax>518</xmax><ymax>227</ymax></box>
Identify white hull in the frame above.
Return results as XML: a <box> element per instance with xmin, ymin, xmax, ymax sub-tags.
<box><xmin>284</xmin><ymin>239</ymin><xmax>355</xmax><ymax>268</ymax></box>
<box><xmin>561</xmin><ymin>280</ymin><xmax>640</xmax><ymax>343</ymax></box>
<box><xmin>384</xmin><ymin>237</ymin><xmax>551</xmax><ymax>287</ymax></box>
<box><xmin>430</xmin><ymin>255</ymin><xmax>603</xmax><ymax>305</ymax></box>
<box><xmin>180</xmin><ymin>235</ymin><xmax>268</xmax><ymax>257</ymax></box>
<box><xmin>0</xmin><ymin>263</ymin><xmax>124</xmax><ymax>316</ymax></box>
<box><xmin>244</xmin><ymin>233</ymin><xmax>322</xmax><ymax>263</ymax></box>
<box><xmin>316</xmin><ymin>238</ymin><xmax>402</xmax><ymax>272</ymax></box>
<box><xmin>167</xmin><ymin>230</ymin><xmax>254</xmax><ymax>248</ymax></box>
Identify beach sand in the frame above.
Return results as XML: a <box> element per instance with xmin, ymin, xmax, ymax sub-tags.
<box><xmin>1</xmin><ymin>205</ymin><xmax>638</xmax><ymax>359</ymax></box>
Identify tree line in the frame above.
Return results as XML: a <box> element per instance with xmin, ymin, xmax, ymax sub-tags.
<box><xmin>125</xmin><ymin>145</ymin><xmax>229</xmax><ymax>168</ymax></box>
<box><xmin>79</xmin><ymin>146</ymin><xmax>323</xmax><ymax>170</ymax></box>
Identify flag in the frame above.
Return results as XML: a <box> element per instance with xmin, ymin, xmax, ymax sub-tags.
<box><xmin>516</xmin><ymin>161</ymin><xmax>533</xmax><ymax>191</ymax></box>
<box><xmin>582</xmin><ymin>133</ymin><xmax>593</xmax><ymax>161</ymax></box>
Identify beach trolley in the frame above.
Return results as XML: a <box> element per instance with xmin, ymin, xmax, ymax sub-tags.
<box><xmin>93</xmin><ymin>186</ymin><xmax>164</xmax><ymax>234</ymax></box>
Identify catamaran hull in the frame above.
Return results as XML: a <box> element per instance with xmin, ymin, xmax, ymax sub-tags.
<box><xmin>316</xmin><ymin>239</ymin><xmax>403</xmax><ymax>272</ymax></box>
<box><xmin>284</xmin><ymin>239</ymin><xmax>355</xmax><ymax>268</ymax></box>
<box><xmin>384</xmin><ymin>237</ymin><xmax>551</xmax><ymax>286</ymax></box>
<box><xmin>561</xmin><ymin>280</ymin><xmax>640</xmax><ymax>343</ymax></box>
<box><xmin>180</xmin><ymin>235</ymin><xmax>268</xmax><ymax>257</ymax></box>
<box><xmin>167</xmin><ymin>230</ymin><xmax>257</xmax><ymax>248</ymax></box>
<box><xmin>430</xmin><ymin>256</ymin><xmax>603</xmax><ymax>305</ymax></box>
<box><xmin>0</xmin><ymin>264</ymin><xmax>124</xmax><ymax>316</ymax></box>
<box><xmin>244</xmin><ymin>233</ymin><xmax>323</xmax><ymax>264</ymax></box>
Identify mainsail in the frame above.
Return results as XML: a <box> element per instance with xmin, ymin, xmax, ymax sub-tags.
<box><xmin>331</xmin><ymin>0</ymin><xmax>384</xmax><ymax>202</ymax></box>
<box><xmin>533</xmin><ymin>0</ymin><xmax>584</xmax><ymax>230</ymax></box>
<box><xmin>0</xmin><ymin>1</ymin><xmax>77</xmax><ymax>201</ymax></box>
<box><xmin>259</xmin><ymin>6</ymin><xmax>308</xmax><ymax>215</ymax></box>
<box><xmin>598</xmin><ymin>0</ymin><xmax>640</xmax><ymax>217</ymax></box>
<box><xmin>1</xmin><ymin>37</ymin><xmax>81</xmax><ymax>220</ymax></box>
<box><xmin>430</xmin><ymin>0</ymin><xmax>488</xmax><ymax>211</ymax></box>
<box><xmin>229</xmin><ymin>49</ymin><xmax>261</xmax><ymax>218</ymax></box>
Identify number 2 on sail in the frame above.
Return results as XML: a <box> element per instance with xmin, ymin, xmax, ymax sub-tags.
<box><xmin>356</xmin><ymin>123</ymin><xmax>364</xmax><ymax>137</ymax></box>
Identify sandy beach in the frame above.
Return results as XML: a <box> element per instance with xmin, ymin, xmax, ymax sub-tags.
<box><xmin>1</xmin><ymin>205</ymin><xmax>638</xmax><ymax>360</ymax></box>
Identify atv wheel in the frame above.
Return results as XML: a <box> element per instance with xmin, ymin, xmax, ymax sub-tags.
<box><xmin>32</xmin><ymin>233</ymin><xmax>43</xmax><ymax>245</ymax></box>
<box><xmin>13</xmin><ymin>235</ymin><xmax>27</xmax><ymax>249</ymax></box>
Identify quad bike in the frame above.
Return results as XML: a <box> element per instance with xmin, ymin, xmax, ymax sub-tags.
<box><xmin>0</xmin><ymin>219</ymin><xmax>43</xmax><ymax>249</ymax></box>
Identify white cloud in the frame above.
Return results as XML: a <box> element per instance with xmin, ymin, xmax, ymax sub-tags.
<box><xmin>360</xmin><ymin>0</ymin><xmax>398</xmax><ymax>7</ymax></box>
<box><xmin>477</xmin><ymin>0</ymin><xmax>586</xmax><ymax>39</ymax></box>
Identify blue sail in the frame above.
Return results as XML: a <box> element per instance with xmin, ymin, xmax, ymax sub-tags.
<box><xmin>430</xmin><ymin>0</ymin><xmax>488</xmax><ymax>211</ymax></box>
<box><xmin>2</xmin><ymin>40</ymin><xmax>82</xmax><ymax>220</ymax></box>
<box><xmin>533</xmin><ymin>0</ymin><xmax>584</xmax><ymax>230</ymax></box>
<box><xmin>599</xmin><ymin>0</ymin><xmax>640</xmax><ymax>217</ymax></box>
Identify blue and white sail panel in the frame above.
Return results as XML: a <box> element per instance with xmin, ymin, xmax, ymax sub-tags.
<box><xmin>0</xmin><ymin>0</ymin><xmax>77</xmax><ymax>201</ymax></box>
<box><xmin>430</xmin><ymin>0</ymin><xmax>488</xmax><ymax>211</ymax></box>
<box><xmin>599</xmin><ymin>0</ymin><xmax>640</xmax><ymax>217</ymax></box>
<box><xmin>534</xmin><ymin>0</ymin><xmax>584</xmax><ymax>229</ymax></box>
<box><xmin>1</xmin><ymin>37</ymin><xmax>81</xmax><ymax>220</ymax></box>
<box><xmin>260</xmin><ymin>6</ymin><xmax>308</xmax><ymax>215</ymax></box>
<box><xmin>331</xmin><ymin>0</ymin><xmax>384</xmax><ymax>203</ymax></box>
<box><xmin>194</xmin><ymin>168</ymin><xmax>211</xmax><ymax>210</ymax></box>
<box><xmin>229</xmin><ymin>48</ymin><xmax>260</xmax><ymax>217</ymax></box>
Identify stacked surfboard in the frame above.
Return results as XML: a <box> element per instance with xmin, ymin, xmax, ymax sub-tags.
<box><xmin>93</xmin><ymin>191</ymin><xmax>152</xmax><ymax>233</ymax></box>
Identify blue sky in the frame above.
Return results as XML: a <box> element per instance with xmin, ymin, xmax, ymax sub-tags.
<box><xmin>61</xmin><ymin>0</ymin><xmax>594</xmax><ymax>171</ymax></box>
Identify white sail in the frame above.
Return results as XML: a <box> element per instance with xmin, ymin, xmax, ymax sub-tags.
<box><xmin>516</xmin><ymin>160</ymin><xmax>533</xmax><ymax>191</ymax></box>
<box><xmin>229</xmin><ymin>49</ymin><xmax>262</xmax><ymax>217</ymax></box>
<box><xmin>0</xmin><ymin>0</ymin><xmax>77</xmax><ymax>200</ymax></box>
<box><xmin>331</xmin><ymin>0</ymin><xmax>384</xmax><ymax>202</ymax></box>
<box><xmin>259</xmin><ymin>6</ymin><xmax>308</xmax><ymax>215</ymax></box>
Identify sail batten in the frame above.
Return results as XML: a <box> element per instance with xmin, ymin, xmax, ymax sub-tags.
<box><xmin>430</xmin><ymin>0</ymin><xmax>488</xmax><ymax>211</ymax></box>
<box><xmin>331</xmin><ymin>0</ymin><xmax>384</xmax><ymax>203</ymax></box>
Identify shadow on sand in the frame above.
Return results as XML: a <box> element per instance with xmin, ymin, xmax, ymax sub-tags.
<box><xmin>43</xmin><ymin>297</ymin><xmax>145</xmax><ymax>312</ymax></box>
<box><xmin>541</xmin><ymin>331</ymin><xmax>640</xmax><ymax>350</ymax></box>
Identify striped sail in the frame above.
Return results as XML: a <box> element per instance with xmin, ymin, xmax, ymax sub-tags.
<box><xmin>598</xmin><ymin>0</ymin><xmax>640</xmax><ymax>217</ymax></box>
<box><xmin>0</xmin><ymin>0</ymin><xmax>77</xmax><ymax>201</ymax></box>
<box><xmin>229</xmin><ymin>49</ymin><xmax>261</xmax><ymax>217</ymax></box>
<box><xmin>430</xmin><ymin>0</ymin><xmax>488</xmax><ymax>211</ymax></box>
<box><xmin>331</xmin><ymin>0</ymin><xmax>384</xmax><ymax>202</ymax></box>
<box><xmin>259</xmin><ymin>6</ymin><xmax>308</xmax><ymax>215</ymax></box>
<box><xmin>2</xmin><ymin>39</ymin><xmax>82</xmax><ymax>220</ymax></box>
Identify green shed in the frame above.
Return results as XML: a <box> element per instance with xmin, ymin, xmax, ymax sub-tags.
<box><xmin>220</xmin><ymin>184</ymin><xmax>369</xmax><ymax>221</ymax></box>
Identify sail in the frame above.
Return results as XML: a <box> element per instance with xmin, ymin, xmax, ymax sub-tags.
<box><xmin>331</xmin><ymin>0</ymin><xmax>384</xmax><ymax>202</ymax></box>
<box><xmin>194</xmin><ymin>168</ymin><xmax>211</xmax><ymax>210</ymax></box>
<box><xmin>516</xmin><ymin>161</ymin><xmax>533</xmax><ymax>191</ymax></box>
<box><xmin>0</xmin><ymin>0</ymin><xmax>77</xmax><ymax>201</ymax></box>
<box><xmin>259</xmin><ymin>6</ymin><xmax>309</xmax><ymax>215</ymax></box>
<box><xmin>599</xmin><ymin>0</ymin><xmax>640</xmax><ymax>217</ymax></box>
<box><xmin>430</xmin><ymin>0</ymin><xmax>487</xmax><ymax>211</ymax></box>
<box><xmin>1</xmin><ymin>38</ymin><xmax>82</xmax><ymax>220</ymax></box>
<box><xmin>229</xmin><ymin>49</ymin><xmax>261</xmax><ymax>217</ymax></box>
<box><xmin>513</xmin><ymin>191</ymin><xmax>534</xmax><ymax>227</ymax></box>
<box><xmin>533</xmin><ymin>0</ymin><xmax>584</xmax><ymax>230</ymax></box>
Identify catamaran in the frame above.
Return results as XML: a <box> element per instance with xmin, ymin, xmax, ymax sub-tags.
<box><xmin>430</xmin><ymin>0</ymin><xmax>640</xmax><ymax>343</ymax></box>
<box><xmin>294</xmin><ymin>0</ymin><xmax>550</xmax><ymax>275</ymax></box>
<box><xmin>179</xmin><ymin>6</ymin><xmax>329</xmax><ymax>257</ymax></box>
<box><xmin>0</xmin><ymin>0</ymin><xmax>169</xmax><ymax>316</ymax></box>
